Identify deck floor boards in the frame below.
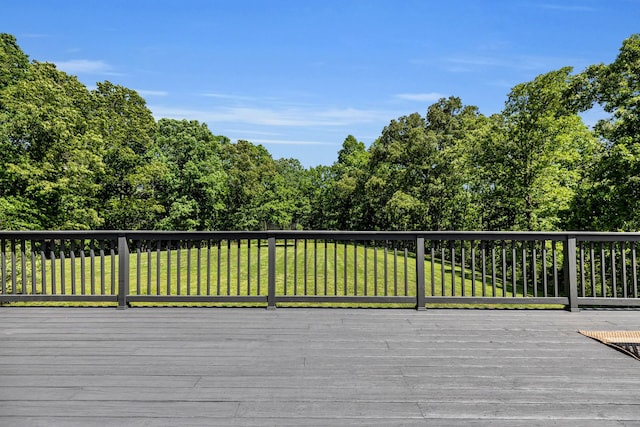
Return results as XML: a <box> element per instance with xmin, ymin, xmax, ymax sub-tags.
<box><xmin>1</xmin><ymin>307</ymin><xmax>640</xmax><ymax>425</ymax></box>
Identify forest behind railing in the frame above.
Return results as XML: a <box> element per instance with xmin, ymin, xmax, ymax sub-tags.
<box><xmin>2</xmin><ymin>34</ymin><xmax>640</xmax><ymax>235</ymax></box>
<box><xmin>2</xmin><ymin>231</ymin><xmax>640</xmax><ymax>310</ymax></box>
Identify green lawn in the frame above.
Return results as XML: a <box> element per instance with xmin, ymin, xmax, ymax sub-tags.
<box><xmin>3</xmin><ymin>240</ymin><xmax>548</xmax><ymax>307</ymax></box>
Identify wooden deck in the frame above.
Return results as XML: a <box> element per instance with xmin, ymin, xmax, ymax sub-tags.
<box><xmin>1</xmin><ymin>307</ymin><xmax>640</xmax><ymax>426</ymax></box>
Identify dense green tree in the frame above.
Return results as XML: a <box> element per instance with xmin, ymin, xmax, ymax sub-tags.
<box><xmin>0</xmin><ymin>60</ymin><xmax>103</xmax><ymax>229</ymax></box>
<box><xmin>90</xmin><ymin>81</ymin><xmax>162</xmax><ymax>229</ymax></box>
<box><xmin>273</xmin><ymin>158</ymin><xmax>313</xmax><ymax>229</ymax></box>
<box><xmin>424</xmin><ymin>97</ymin><xmax>486</xmax><ymax>230</ymax></box>
<box><xmin>3</xmin><ymin>32</ymin><xmax>640</xmax><ymax>233</ymax></box>
<box><xmin>301</xmin><ymin>164</ymin><xmax>334</xmax><ymax>230</ymax></box>
<box><xmin>364</xmin><ymin>98</ymin><xmax>483</xmax><ymax>231</ymax></box>
<box><xmin>477</xmin><ymin>68</ymin><xmax>599</xmax><ymax>231</ymax></box>
<box><xmin>317</xmin><ymin>135</ymin><xmax>369</xmax><ymax>229</ymax></box>
<box><xmin>154</xmin><ymin>119</ymin><xmax>227</xmax><ymax>230</ymax></box>
<box><xmin>220</xmin><ymin>140</ymin><xmax>287</xmax><ymax>230</ymax></box>
<box><xmin>570</xmin><ymin>34</ymin><xmax>640</xmax><ymax>230</ymax></box>
<box><xmin>0</xmin><ymin>34</ymin><xmax>29</xmax><ymax>89</ymax></box>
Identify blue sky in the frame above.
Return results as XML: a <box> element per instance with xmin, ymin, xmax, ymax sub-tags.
<box><xmin>2</xmin><ymin>0</ymin><xmax>639</xmax><ymax>166</ymax></box>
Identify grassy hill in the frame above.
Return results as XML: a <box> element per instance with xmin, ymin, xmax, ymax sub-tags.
<box><xmin>4</xmin><ymin>240</ymin><xmax>516</xmax><ymax>307</ymax></box>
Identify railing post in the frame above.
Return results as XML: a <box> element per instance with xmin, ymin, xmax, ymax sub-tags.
<box><xmin>267</xmin><ymin>236</ymin><xmax>276</xmax><ymax>310</ymax></box>
<box><xmin>117</xmin><ymin>234</ymin><xmax>129</xmax><ymax>310</ymax></box>
<box><xmin>416</xmin><ymin>236</ymin><xmax>426</xmax><ymax>311</ymax></box>
<box><xmin>564</xmin><ymin>235</ymin><xmax>579</xmax><ymax>312</ymax></box>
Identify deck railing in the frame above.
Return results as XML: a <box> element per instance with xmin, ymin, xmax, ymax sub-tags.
<box><xmin>1</xmin><ymin>231</ymin><xmax>640</xmax><ymax>310</ymax></box>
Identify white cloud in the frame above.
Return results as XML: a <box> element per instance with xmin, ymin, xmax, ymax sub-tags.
<box><xmin>395</xmin><ymin>93</ymin><xmax>446</xmax><ymax>102</ymax></box>
<box><xmin>443</xmin><ymin>54</ymin><xmax>578</xmax><ymax>73</ymax></box>
<box><xmin>136</xmin><ymin>89</ymin><xmax>169</xmax><ymax>97</ymax></box>
<box><xmin>200</xmin><ymin>93</ymin><xmax>258</xmax><ymax>101</ymax></box>
<box><xmin>149</xmin><ymin>105</ymin><xmax>389</xmax><ymax>127</ymax></box>
<box><xmin>250</xmin><ymin>138</ymin><xmax>337</xmax><ymax>146</ymax></box>
<box><xmin>54</xmin><ymin>59</ymin><xmax>120</xmax><ymax>76</ymax></box>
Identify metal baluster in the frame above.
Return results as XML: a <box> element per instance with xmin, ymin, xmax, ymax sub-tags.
<box><xmin>492</xmin><ymin>242</ymin><xmax>497</xmax><ymax>298</ymax></box>
<box><xmin>600</xmin><ymin>243</ymin><xmax>606</xmax><ymax>297</ymax></box>
<box><xmin>552</xmin><ymin>240</ymin><xmax>559</xmax><ymax>297</ymax></box>
<box><xmin>393</xmin><ymin>242</ymin><xmax>398</xmax><ymax>297</ymax></box>
<box><xmin>522</xmin><ymin>241</ymin><xmax>527</xmax><ymax>298</ymax></box>
<box><xmin>110</xmin><ymin>240</ymin><xmax>115</xmax><ymax>295</ymax></box>
<box><xmin>135</xmin><ymin>240</ymin><xmax>141</xmax><ymax>296</ymax></box>
<box><xmin>283</xmin><ymin>238</ymin><xmax>287</xmax><ymax>296</ymax></box>
<box><xmin>206</xmin><ymin>240</ymin><xmax>211</xmax><ymax>296</ymax></box>
<box><xmin>471</xmin><ymin>240</ymin><xmax>476</xmax><ymax>296</ymax></box>
<box><xmin>632</xmin><ymin>242</ymin><xmax>638</xmax><ymax>299</ymax></box>
<box><xmin>354</xmin><ymin>241</ymin><xmax>358</xmax><ymax>296</ymax></box>
<box><xmin>511</xmin><ymin>241</ymin><xmax>517</xmax><ymax>298</ymax></box>
<box><xmin>579</xmin><ymin>241</ymin><xmax>585</xmax><ymax>297</ymax></box>
<box><xmin>451</xmin><ymin>241</ymin><xmax>456</xmax><ymax>297</ymax></box>
<box><xmin>246</xmin><ymin>239</ymin><xmax>250</xmax><ymax>296</ymax></box>
<box><xmin>622</xmin><ymin>242</ymin><xmax>627</xmax><ymax>299</ymax></box>
<box><xmin>384</xmin><ymin>242</ymin><xmax>389</xmax><ymax>296</ymax></box>
<box><xmin>51</xmin><ymin>240</ymin><xmax>57</xmax><ymax>295</ymax></box>
<box><xmin>374</xmin><ymin>244</ymin><xmax>378</xmax><ymax>296</ymax></box>
<box><xmin>197</xmin><ymin>240</ymin><xmax>202</xmax><ymax>296</ymax></box>
<box><xmin>186</xmin><ymin>240</ymin><xmax>192</xmax><ymax>296</ymax></box>
<box><xmin>90</xmin><ymin>240</ymin><xmax>95</xmax><ymax>295</ymax></box>
<box><xmin>611</xmin><ymin>242</ymin><xmax>617</xmax><ymax>298</ymax></box>
<box><xmin>343</xmin><ymin>241</ymin><xmax>347</xmax><ymax>296</ymax></box>
<box><xmin>71</xmin><ymin>240</ymin><xmax>77</xmax><ymax>295</ymax></box>
<box><xmin>461</xmin><ymin>241</ymin><xmax>465</xmax><ymax>297</ymax></box>
<box><xmin>404</xmin><ymin>245</ymin><xmax>409</xmax><ymax>296</ymax></box>
<box><xmin>532</xmin><ymin>241</ymin><xmax>538</xmax><ymax>298</ymax></box>
<box><xmin>590</xmin><ymin>242</ymin><xmax>596</xmax><ymax>298</ymax></box>
<box><xmin>11</xmin><ymin>240</ymin><xmax>17</xmax><ymax>294</ymax></box>
<box><xmin>60</xmin><ymin>240</ymin><xmax>65</xmax><ymax>295</ymax></box>
<box><xmin>21</xmin><ymin>240</ymin><xmax>27</xmax><ymax>295</ymax></box>
<box><xmin>324</xmin><ymin>240</ymin><xmax>328</xmax><ymax>296</ymax></box>
<box><xmin>156</xmin><ymin>240</ymin><xmax>161</xmax><ymax>296</ymax></box>
<box><xmin>236</xmin><ymin>240</ymin><xmax>241</xmax><ymax>296</ymax></box>
<box><xmin>177</xmin><ymin>241</ymin><xmax>182</xmax><ymax>296</ymax></box>
<box><xmin>501</xmin><ymin>241</ymin><xmax>507</xmax><ymax>297</ymax></box>
<box><xmin>167</xmin><ymin>241</ymin><xmax>172</xmax><ymax>296</ymax></box>
<box><xmin>294</xmin><ymin>239</ymin><xmax>298</xmax><ymax>295</ymax></box>
<box><xmin>481</xmin><ymin>241</ymin><xmax>486</xmax><ymax>297</ymax></box>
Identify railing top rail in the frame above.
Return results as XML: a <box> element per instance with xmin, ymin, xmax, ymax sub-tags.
<box><xmin>0</xmin><ymin>230</ymin><xmax>639</xmax><ymax>241</ymax></box>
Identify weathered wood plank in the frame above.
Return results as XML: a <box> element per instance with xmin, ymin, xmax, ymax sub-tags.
<box><xmin>2</xmin><ymin>307</ymin><xmax>640</xmax><ymax>424</ymax></box>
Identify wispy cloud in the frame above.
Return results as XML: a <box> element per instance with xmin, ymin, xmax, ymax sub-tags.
<box><xmin>54</xmin><ymin>59</ymin><xmax>121</xmax><ymax>76</ymax></box>
<box><xmin>136</xmin><ymin>89</ymin><xmax>169</xmax><ymax>97</ymax></box>
<box><xmin>443</xmin><ymin>54</ymin><xmax>577</xmax><ymax>73</ymax></box>
<box><xmin>250</xmin><ymin>138</ymin><xmax>337</xmax><ymax>146</ymax></box>
<box><xmin>149</xmin><ymin>105</ymin><xmax>389</xmax><ymax>127</ymax></box>
<box><xmin>200</xmin><ymin>93</ymin><xmax>258</xmax><ymax>101</ymax></box>
<box><xmin>395</xmin><ymin>92</ymin><xmax>446</xmax><ymax>102</ymax></box>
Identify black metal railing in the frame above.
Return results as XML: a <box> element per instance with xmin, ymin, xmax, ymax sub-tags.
<box><xmin>1</xmin><ymin>231</ymin><xmax>640</xmax><ymax>310</ymax></box>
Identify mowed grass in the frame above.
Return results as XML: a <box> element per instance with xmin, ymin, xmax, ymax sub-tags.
<box><xmin>3</xmin><ymin>240</ymin><xmax>544</xmax><ymax>307</ymax></box>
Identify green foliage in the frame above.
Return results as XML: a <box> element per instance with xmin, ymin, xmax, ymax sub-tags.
<box><xmin>363</xmin><ymin>98</ymin><xmax>483</xmax><ymax>231</ymax></box>
<box><xmin>154</xmin><ymin>119</ymin><xmax>227</xmax><ymax>230</ymax></box>
<box><xmin>0</xmin><ymin>34</ymin><xmax>29</xmax><ymax>89</ymax></box>
<box><xmin>476</xmin><ymin>68</ymin><xmax>599</xmax><ymax>231</ymax></box>
<box><xmin>219</xmin><ymin>140</ymin><xmax>290</xmax><ymax>230</ymax></box>
<box><xmin>570</xmin><ymin>34</ymin><xmax>640</xmax><ymax>231</ymax></box>
<box><xmin>91</xmin><ymin>81</ymin><xmax>161</xmax><ymax>229</ymax></box>
<box><xmin>0</xmin><ymin>60</ymin><xmax>103</xmax><ymax>229</ymax></box>
<box><xmin>1</xmin><ymin>32</ymin><xmax>640</xmax><ymax>232</ymax></box>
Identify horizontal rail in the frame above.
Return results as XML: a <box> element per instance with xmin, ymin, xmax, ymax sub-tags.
<box><xmin>1</xmin><ymin>230</ymin><xmax>639</xmax><ymax>310</ymax></box>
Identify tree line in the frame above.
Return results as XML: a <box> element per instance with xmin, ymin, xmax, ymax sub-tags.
<box><xmin>1</xmin><ymin>33</ymin><xmax>638</xmax><ymax>232</ymax></box>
